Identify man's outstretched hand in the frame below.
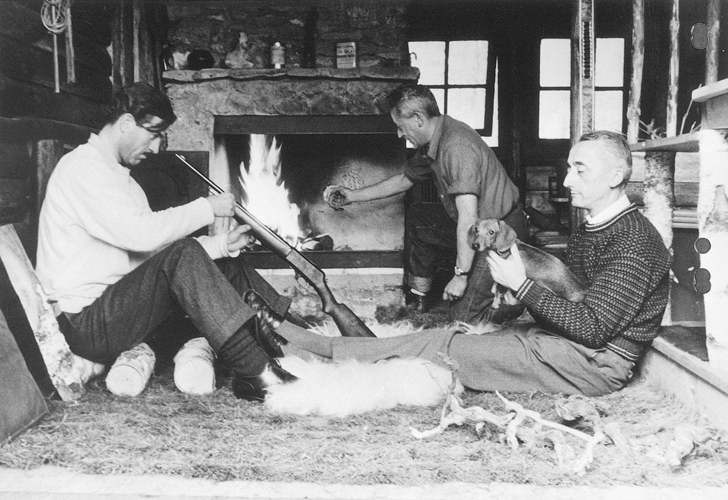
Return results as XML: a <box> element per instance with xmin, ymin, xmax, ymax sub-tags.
<box><xmin>323</xmin><ymin>185</ymin><xmax>353</xmax><ymax>210</ymax></box>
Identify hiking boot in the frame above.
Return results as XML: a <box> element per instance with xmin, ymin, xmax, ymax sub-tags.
<box><xmin>231</xmin><ymin>359</ymin><xmax>297</xmax><ymax>402</ymax></box>
<box><xmin>404</xmin><ymin>287</ymin><xmax>430</xmax><ymax>314</ymax></box>
<box><xmin>243</xmin><ymin>290</ymin><xmax>289</xmax><ymax>357</ymax></box>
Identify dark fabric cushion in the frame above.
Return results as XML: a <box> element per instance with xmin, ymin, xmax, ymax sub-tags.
<box><xmin>0</xmin><ymin>258</ymin><xmax>56</xmax><ymax>397</ymax></box>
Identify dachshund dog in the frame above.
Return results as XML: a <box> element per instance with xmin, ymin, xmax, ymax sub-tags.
<box><xmin>468</xmin><ymin>219</ymin><xmax>587</xmax><ymax>306</ymax></box>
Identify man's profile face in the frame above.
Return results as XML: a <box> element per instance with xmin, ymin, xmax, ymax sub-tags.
<box><xmin>390</xmin><ymin>109</ymin><xmax>428</xmax><ymax>148</ymax></box>
<box><xmin>120</xmin><ymin>115</ymin><xmax>167</xmax><ymax>167</ymax></box>
<box><xmin>564</xmin><ymin>140</ymin><xmax>622</xmax><ymax>216</ymax></box>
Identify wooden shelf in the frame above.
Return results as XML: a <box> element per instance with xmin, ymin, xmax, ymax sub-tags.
<box><xmin>240</xmin><ymin>250</ymin><xmax>402</xmax><ymax>269</ymax></box>
<box><xmin>630</xmin><ymin>132</ymin><xmax>700</xmax><ymax>153</ymax></box>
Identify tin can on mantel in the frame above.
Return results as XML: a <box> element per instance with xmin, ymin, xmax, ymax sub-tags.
<box><xmin>271</xmin><ymin>42</ymin><xmax>285</xmax><ymax>69</ymax></box>
<box><xmin>336</xmin><ymin>41</ymin><xmax>357</xmax><ymax>69</ymax></box>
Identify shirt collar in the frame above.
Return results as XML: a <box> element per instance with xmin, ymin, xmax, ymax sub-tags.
<box><xmin>585</xmin><ymin>194</ymin><xmax>631</xmax><ymax>225</ymax></box>
<box><xmin>88</xmin><ymin>134</ymin><xmax>130</xmax><ymax>176</ymax></box>
<box><xmin>425</xmin><ymin>115</ymin><xmax>445</xmax><ymax>160</ymax></box>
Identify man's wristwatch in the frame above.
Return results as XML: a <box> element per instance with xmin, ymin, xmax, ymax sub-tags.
<box><xmin>454</xmin><ymin>266</ymin><xmax>470</xmax><ymax>277</ymax></box>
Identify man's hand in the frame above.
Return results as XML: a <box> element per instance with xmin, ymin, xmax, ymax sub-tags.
<box><xmin>206</xmin><ymin>193</ymin><xmax>235</xmax><ymax>217</ymax></box>
<box><xmin>323</xmin><ymin>185</ymin><xmax>353</xmax><ymax>210</ymax></box>
<box><xmin>443</xmin><ymin>276</ymin><xmax>468</xmax><ymax>302</ymax></box>
<box><xmin>226</xmin><ymin>223</ymin><xmax>255</xmax><ymax>253</ymax></box>
<box><xmin>486</xmin><ymin>244</ymin><xmax>528</xmax><ymax>291</ymax></box>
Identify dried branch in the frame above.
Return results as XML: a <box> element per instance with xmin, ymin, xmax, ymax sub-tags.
<box><xmin>411</xmin><ymin>380</ymin><xmax>613</xmax><ymax>474</ymax></box>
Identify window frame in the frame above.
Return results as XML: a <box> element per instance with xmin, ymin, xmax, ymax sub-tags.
<box><xmin>537</xmin><ymin>36</ymin><xmax>629</xmax><ymax>140</ymax></box>
<box><xmin>409</xmin><ymin>39</ymin><xmax>497</xmax><ymax>138</ymax></box>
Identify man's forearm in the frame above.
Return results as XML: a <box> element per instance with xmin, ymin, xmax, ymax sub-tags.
<box><xmin>349</xmin><ymin>173</ymin><xmax>413</xmax><ymax>202</ymax></box>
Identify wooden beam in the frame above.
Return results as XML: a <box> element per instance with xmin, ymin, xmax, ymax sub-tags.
<box><xmin>569</xmin><ymin>0</ymin><xmax>594</xmax><ymax>231</ymax></box>
<box><xmin>706</xmin><ymin>0</ymin><xmax>722</xmax><ymax>85</ymax></box>
<box><xmin>627</xmin><ymin>0</ymin><xmax>644</xmax><ymax>144</ymax></box>
<box><xmin>666</xmin><ymin>0</ymin><xmax>679</xmax><ymax>138</ymax></box>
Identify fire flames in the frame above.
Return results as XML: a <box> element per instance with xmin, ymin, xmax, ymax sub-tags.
<box><xmin>238</xmin><ymin>134</ymin><xmax>304</xmax><ymax>247</ymax></box>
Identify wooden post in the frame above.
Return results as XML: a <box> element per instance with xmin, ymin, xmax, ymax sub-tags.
<box><xmin>569</xmin><ymin>0</ymin><xmax>594</xmax><ymax>230</ymax></box>
<box><xmin>64</xmin><ymin>0</ymin><xmax>75</xmax><ymax>84</ymax></box>
<box><xmin>705</xmin><ymin>0</ymin><xmax>721</xmax><ymax>85</ymax></box>
<box><xmin>666</xmin><ymin>0</ymin><xmax>679</xmax><ymax>137</ymax></box>
<box><xmin>698</xmin><ymin>130</ymin><xmax>728</xmax><ymax>372</ymax></box>
<box><xmin>627</xmin><ymin>0</ymin><xmax>644</xmax><ymax>144</ymax></box>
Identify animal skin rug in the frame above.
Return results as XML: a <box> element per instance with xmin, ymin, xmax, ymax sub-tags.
<box><xmin>267</xmin><ymin>355</ymin><xmax>464</xmax><ymax>417</ymax></box>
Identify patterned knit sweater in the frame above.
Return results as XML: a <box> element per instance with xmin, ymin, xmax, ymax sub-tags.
<box><xmin>516</xmin><ymin>204</ymin><xmax>671</xmax><ymax>361</ymax></box>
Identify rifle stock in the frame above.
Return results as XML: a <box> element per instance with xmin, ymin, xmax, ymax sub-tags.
<box><xmin>177</xmin><ymin>154</ymin><xmax>375</xmax><ymax>338</ymax></box>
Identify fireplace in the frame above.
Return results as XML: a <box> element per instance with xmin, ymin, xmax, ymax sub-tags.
<box><xmin>162</xmin><ymin>67</ymin><xmax>419</xmax><ymax>269</ymax></box>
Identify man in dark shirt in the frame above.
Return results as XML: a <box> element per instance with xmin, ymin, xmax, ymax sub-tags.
<box><xmin>285</xmin><ymin>131</ymin><xmax>671</xmax><ymax>396</ymax></box>
<box><xmin>324</xmin><ymin>84</ymin><xmax>528</xmax><ymax>325</ymax></box>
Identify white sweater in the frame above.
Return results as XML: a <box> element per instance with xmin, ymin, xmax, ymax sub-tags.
<box><xmin>37</xmin><ymin>134</ymin><xmax>232</xmax><ymax>314</ymax></box>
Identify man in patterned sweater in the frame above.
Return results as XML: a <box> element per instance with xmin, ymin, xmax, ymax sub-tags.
<box><xmin>271</xmin><ymin>130</ymin><xmax>671</xmax><ymax>396</ymax></box>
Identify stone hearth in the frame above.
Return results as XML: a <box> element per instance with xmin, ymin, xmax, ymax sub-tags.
<box><xmin>163</xmin><ymin>67</ymin><xmax>419</xmax><ymax>254</ymax></box>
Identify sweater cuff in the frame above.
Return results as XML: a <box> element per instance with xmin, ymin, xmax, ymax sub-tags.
<box><xmin>515</xmin><ymin>278</ymin><xmax>547</xmax><ymax>306</ymax></box>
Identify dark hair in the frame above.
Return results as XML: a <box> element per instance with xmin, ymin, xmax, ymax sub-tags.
<box><xmin>386</xmin><ymin>83</ymin><xmax>441</xmax><ymax>120</ymax></box>
<box><xmin>578</xmin><ymin>130</ymin><xmax>633</xmax><ymax>183</ymax></box>
<box><xmin>107</xmin><ymin>82</ymin><xmax>177</xmax><ymax>130</ymax></box>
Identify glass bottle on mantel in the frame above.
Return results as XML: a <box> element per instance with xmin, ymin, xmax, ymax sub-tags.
<box><xmin>271</xmin><ymin>42</ymin><xmax>285</xmax><ymax>69</ymax></box>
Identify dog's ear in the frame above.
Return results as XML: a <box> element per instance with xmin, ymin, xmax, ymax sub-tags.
<box><xmin>495</xmin><ymin>220</ymin><xmax>517</xmax><ymax>252</ymax></box>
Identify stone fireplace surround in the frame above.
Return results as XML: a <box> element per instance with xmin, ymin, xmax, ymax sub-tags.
<box><xmin>162</xmin><ymin>67</ymin><xmax>419</xmax><ymax>268</ymax></box>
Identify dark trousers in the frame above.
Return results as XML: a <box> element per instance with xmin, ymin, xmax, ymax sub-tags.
<box><xmin>404</xmin><ymin>202</ymin><xmax>529</xmax><ymax>324</ymax></box>
<box><xmin>61</xmin><ymin>239</ymin><xmax>290</xmax><ymax>365</ymax></box>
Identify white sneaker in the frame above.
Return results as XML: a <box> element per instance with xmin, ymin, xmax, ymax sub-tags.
<box><xmin>174</xmin><ymin>337</ymin><xmax>216</xmax><ymax>395</ymax></box>
<box><xmin>105</xmin><ymin>343</ymin><xmax>155</xmax><ymax>397</ymax></box>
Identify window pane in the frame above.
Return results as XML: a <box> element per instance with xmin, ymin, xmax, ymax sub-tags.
<box><xmin>448</xmin><ymin>40</ymin><xmax>488</xmax><ymax>84</ymax></box>
<box><xmin>431</xmin><ymin>88</ymin><xmax>445</xmax><ymax>112</ymax></box>
<box><xmin>409</xmin><ymin>41</ymin><xmax>445</xmax><ymax>85</ymax></box>
<box><xmin>447</xmin><ymin>88</ymin><xmax>486</xmax><ymax>129</ymax></box>
<box><xmin>596</xmin><ymin>38</ymin><xmax>624</xmax><ymax>87</ymax></box>
<box><xmin>539</xmin><ymin>90</ymin><xmax>570</xmax><ymax>138</ymax></box>
<box><xmin>540</xmin><ymin>39</ymin><xmax>571</xmax><ymax>87</ymax></box>
<box><xmin>595</xmin><ymin>91</ymin><xmax>624</xmax><ymax>132</ymax></box>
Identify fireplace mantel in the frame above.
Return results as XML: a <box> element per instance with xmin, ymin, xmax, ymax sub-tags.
<box><xmin>163</xmin><ymin>67</ymin><xmax>419</xmax><ymax>155</ymax></box>
<box><xmin>163</xmin><ymin>67</ymin><xmax>420</xmax><ymax>84</ymax></box>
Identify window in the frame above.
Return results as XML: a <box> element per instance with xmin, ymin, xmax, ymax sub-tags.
<box><xmin>538</xmin><ymin>37</ymin><xmax>625</xmax><ymax>139</ymax></box>
<box><xmin>409</xmin><ymin>40</ymin><xmax>498</xmax><ymax>147</ymax></box>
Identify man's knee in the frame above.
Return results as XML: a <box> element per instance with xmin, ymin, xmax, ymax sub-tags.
<box><xmin>162</xmin><ymin>238</ymin><xmax>209</xmax><ymax>267</ymax></box>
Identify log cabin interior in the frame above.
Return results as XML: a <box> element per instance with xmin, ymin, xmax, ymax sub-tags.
<box><xmin>1</xmin><ymin>0</ymin><xmax>728</xmax><ymax>433</ymax></box>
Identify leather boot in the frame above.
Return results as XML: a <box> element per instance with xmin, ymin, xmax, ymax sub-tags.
<box><xmin>243</xmin><ymin>290</ymin><xmax>290</xmax><ymax>357</ymax></box>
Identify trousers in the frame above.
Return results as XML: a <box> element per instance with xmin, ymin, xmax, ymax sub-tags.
<box><xmin>326</xmin><ymin>324</ymin><xmax>635</xmax><ymax>397</ymax></box>
<box><xmin>404</xmin><ymin>201</ymin><xmax>529</xmax><ymax>324</ymax></box>
<box><xmin>60</xmin><ymin>239</ymin><xmax>290</xmax><ymax>364</ymax></box>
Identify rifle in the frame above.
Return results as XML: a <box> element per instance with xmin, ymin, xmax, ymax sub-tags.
<box><xmin>176</xmin><ymin>154</ymin><xmax>376</xmax><ymax>338</ymax></box>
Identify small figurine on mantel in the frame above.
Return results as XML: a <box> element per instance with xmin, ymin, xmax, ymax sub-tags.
<box><xmin>225</xmin><ymin>32</ymin><xmax>254</xmax><ymax>69</ymax></box>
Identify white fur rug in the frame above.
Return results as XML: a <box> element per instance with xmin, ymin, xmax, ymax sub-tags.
<box><xmin>267</xmin><ymin>355</ymin><xmax>464</xmax><ymax>417</ymax></box>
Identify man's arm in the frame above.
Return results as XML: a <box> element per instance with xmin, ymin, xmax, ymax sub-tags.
<box><xmin>324</xmin><ymin>173</ymin><xmax>413</xmax><ymax>209</ymax></box>
<box><xmin>443</xmin><ymin>194</ymin><xmax>478</xmax><ymax>300</ymax></box>
<box><xmin>512</xmin><ymin>251</ymin><xmax>662</xmax><ymax>348</ymax></box>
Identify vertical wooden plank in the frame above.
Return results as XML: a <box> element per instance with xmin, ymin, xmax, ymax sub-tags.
<box><xmin>569</xmin><ymin>0</ymin><xmax>594</xmax><ymax>230</ymax></box>
<box><xmin>133</xmin><ymin>0</ymin><xmax>141</xmax><ymax>83</ymax></box>
<box><xmin>705</xmin><ymin>0</ymin><xmax>721</xmax><ymax>85</ymax></box>
<box><xmin>627</xmin><ymin>0</ymin><xmax>644</xmax><ymax>144</ymax></box>
<box><xmin>30</xmin><ymin>139</ymin><xmax>65</xmax><ymax>265</ymax></box>
<box><xmin>666</xmin><ymin>0</ymin><xmax>679</xmax><ymax>138</ymax></box>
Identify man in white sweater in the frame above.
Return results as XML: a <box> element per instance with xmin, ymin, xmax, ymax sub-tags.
<box><xmin>37</xmin><ymin>82</ymin><xmax>297</xmax><ymax>401</ymax></box>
